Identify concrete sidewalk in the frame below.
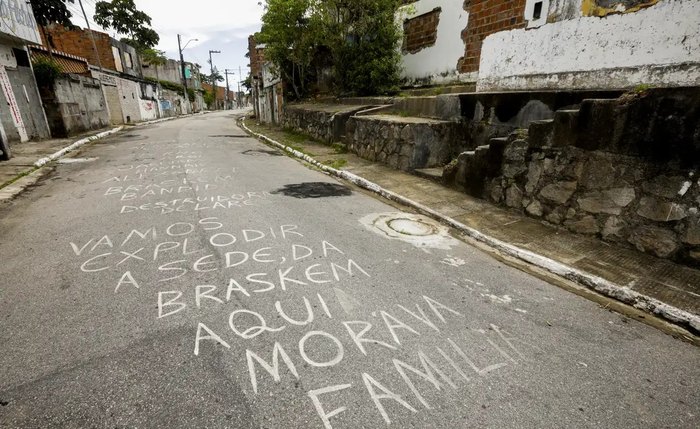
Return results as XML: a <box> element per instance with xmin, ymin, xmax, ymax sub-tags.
<box><xmin>243</xmin><ymin>119</ymin><xmax>700</xmax><ymax>342</ymax></box>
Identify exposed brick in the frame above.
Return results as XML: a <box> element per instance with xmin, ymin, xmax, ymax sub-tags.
<box><xmin>402</xmin><ymin>7</ymin><xmax>441</xmax><ymax>54</ymax></box>
<box><xmin>458</xmin><ymin>0</ymin><xmax>527</xmax><ymax>73</ymax></box>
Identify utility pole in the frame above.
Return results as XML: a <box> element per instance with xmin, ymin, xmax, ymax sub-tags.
<box><xmin>77</xmin><ymin>0</ymin><xmax>103</xmax><ymax>70</ymax></box>
<box><xmin>225</xmin><ymin>69</ymin><xmax>237</xmax><ymax>110</ymax></box>
<box><xmin>224</xmin><ymin>69</ymin><xmax>230</xmax><ymax>110</ymax></box>
<box><xmin>208</xmin><ymin>50</ymin><xmax>221</xmax><ymax>109</ymax></box>
<box><xmin>238</xmin><ymin>66</ymin><xmax>243</xmax><ymax>108</ymax></box>
<box><xmin>177</xmin><ymin>35</ymin><xmax>187</xmax><ymax>114</ymax></box>
<box><xmin>178</xmin><ymin>36</ymin><xmax>198</xmax><ymax>114</ymax></box>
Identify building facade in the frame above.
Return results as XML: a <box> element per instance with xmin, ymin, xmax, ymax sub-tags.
<box><xmin>398</xmin><ymin>0</ymin><xmax>700</xmax><ymax>90</ymax></box>
<box><xmin>0</xmin><ymin>1</ymin><xmax>50</xmax><ymax>146</ymax></box>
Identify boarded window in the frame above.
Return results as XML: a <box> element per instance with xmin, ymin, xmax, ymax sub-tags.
<box><xmin>112</xmin><ymin>46</ymin><xmax>123</xmax><ymax>72</ymax></box>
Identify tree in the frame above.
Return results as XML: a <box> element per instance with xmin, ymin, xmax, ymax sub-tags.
<box><xmin>314</xmin><ymin>0</ymin><xmax>402</xmax><ymax>96</ymax></box>
<box><xmin>258</xmin><ymin>0</ymin><xmax>316</xmax><ymax>99</ymax></box>
<box><xmin>30</xmin><ymin>0</ymin><xmax>74</xmax><ymax>53</ymax></box>
<box><xmin>258</xmin><ymin>0</ymin><xmax>402</xmax><ymax>98</ymax></box>
<box><xmin>94</xmin><ymin>0</ymin><xmax>160</xmax><ymax>51</ymax></box>
<box><xmin>141</xmin><ymin>48</ymin><xmax>167</xmax><ymax>81</ymax></box>
<box><xmin>202</xmin><ymin>71</ymin><xmax>224</xmax><ymax>85</ymax></box>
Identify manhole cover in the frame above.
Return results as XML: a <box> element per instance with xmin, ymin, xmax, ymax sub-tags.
<box><xmin>359</xmin><ymin>212</ymin><xmax>460</xmax><ymax>250</ymax></box>
<box><xmin>387</xmin><ymin>218</ymin><xmax>437</xmax><ymax>236</ymax></box>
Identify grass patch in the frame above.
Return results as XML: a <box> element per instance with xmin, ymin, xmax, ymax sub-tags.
<box><xmin>0</xmin><ymin>167</ymin><xmax>37</xmax><ymax>190</ymax></box>
<box><xmin>331</xmin><ymin>142</ymin><xmax>348</xmax><ymax>154</ymax></box>
<box><xmin>323</xmin><ymin>158</ymin><xmax>347</xmax><ymax>169</ymax></box>
<box><xmin>282</xmin><ymin>127</ymin><xmax>312</xmax><ymax>144</ymax></box>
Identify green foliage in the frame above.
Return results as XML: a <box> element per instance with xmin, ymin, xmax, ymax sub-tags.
<box><xmin>242</xmin><ymin>76</ymin><xmax>253</xmax><ymax>91</ymax></box>
<box><xmin>33</xmin><ymin>58</ymin><xmax>62</xmax><ymax>87</ymax></box>
<box><xmin>203</xmin><ymin>90</ymin><xmax>215</xmax><ymax>108</ymax></box>
<box><xmin>141</xmin><ymin>48</ymin><xmax>167</xmax><ymax>66</ymax></box>
<box><xmin>202</xmin><ymin>71</ymin><xmax>224</xmax><ymax>86</ymax></box>
<box><xmin>323</xmin><ymin>158</ymin><xmax>347</xmax><ymax>169</ymax></box>
<box><xmin>30</xmin><ymin>0</ymin><xmax>73</xmax><ymax>27</ymax></box>
<box><xmin>258</xmin><ymin>0</ymin><xmax>402</xmax><ymax>98</ymax></box>
<box><xmin>94</xmin><ymin>0</ymin><xmax>159</xmax><ymax>51</ymax></box>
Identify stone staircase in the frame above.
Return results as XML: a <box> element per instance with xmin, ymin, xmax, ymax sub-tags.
<box><xmin>439</xmin><ymin>105</ymin><xmax>584</xmax><ymax>197</ymax></box>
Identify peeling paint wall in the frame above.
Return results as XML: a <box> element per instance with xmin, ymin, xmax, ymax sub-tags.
<box><xmin>477</xmin><ymin>0</ymin><xmax>700</xmax><ymax>91</ymax></box>
<box><xmin>398</xmin><ymin>0</ymin><xmax>469</xmax><ymax>85</ymax></box>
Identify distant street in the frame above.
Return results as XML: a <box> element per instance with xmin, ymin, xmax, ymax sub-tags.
<box><xmin>0</xmin><ymin>111</ymin><xmax>698</xmax><ymax>428</ymax></box>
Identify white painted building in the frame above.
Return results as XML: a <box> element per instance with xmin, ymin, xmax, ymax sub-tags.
<box><xmin>397</xmin><ymin>0</ymin><xmax>469</xmax><ymax>86</ymax></box>
<box><xmin>477</xmin><ymin>0</ymin><xmax>700</xmax><ymax>91</ymax></box>
<box><xmin>0</xmin><ymin>0</ymin><xmax>50</xmax><ymax>146</ymax></box>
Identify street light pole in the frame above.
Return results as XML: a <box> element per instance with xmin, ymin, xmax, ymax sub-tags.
<box><xmin>208</xmin><ymin>50</ymin><xmax>221</xmax><ymax>109</ymax></box>
<box><xmin>178</xmin><ymin>35</ymin><xmax>198</xmax><ymax>114</ymax></box>
<box><xmin>224</xmin><ymin>68</ymin><xmax>230</xmax><ymax>110</ymax></box>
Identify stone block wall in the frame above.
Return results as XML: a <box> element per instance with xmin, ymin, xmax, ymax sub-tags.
<box><xmin>474</xmin><ymin>88</ymin><xmax>700</xmax><ymax>266</ymax></box>
<box><xmin>346</xmin><ymin>116</ymin><xmax>464</xmax><ymax>171</ymax></box>
<box><xmin>282</xmin><ymin>104</ymin><xmax>373</xmax><ymax>143</ymax></box>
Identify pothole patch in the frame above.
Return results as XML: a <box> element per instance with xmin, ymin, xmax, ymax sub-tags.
<box><xmin>271</xmin><ymin>182</ymin><xmax>352</xmax><ymax>199</ymax></box>
<box><xmin>359</xmin><ymin>212</ymin><xmax>461</xmax><ymax>251</ymax></box>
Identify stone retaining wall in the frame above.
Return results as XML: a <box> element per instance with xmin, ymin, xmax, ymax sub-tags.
<box><xmin>282</xmin><ymin>104</ymin><xmax>373</xmax><ymax>143</ymax></box>
<box><xmin>477</xmin><ymin>88</ymin><xmax>700</xmax><ymax>266</ymax></box>
<box><xmin>346</xmin><ymin>115</ymin><xmax>464</xmax><ymax>171</ymax></box>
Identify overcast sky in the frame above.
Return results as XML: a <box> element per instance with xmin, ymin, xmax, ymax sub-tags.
<box><xmin>68</xmin><ymin>0</ymin><xmax>265</xmax><ymax>87</ymax></box>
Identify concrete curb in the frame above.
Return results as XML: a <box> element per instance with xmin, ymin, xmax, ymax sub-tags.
<box><xmin>240</xmin><ymin>119</ymin><xmax>700</xmax><ymax>336</ymax></box>
<box><xmin>34</xmin><ymin>127</ymin><xmax>124</xmax><ymax>168</ymax></box>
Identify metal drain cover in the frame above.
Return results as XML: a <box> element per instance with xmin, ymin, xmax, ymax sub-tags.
<box><xmin>387</xmin><ymin>218</ymin><xmax>437</xmax><ymax>236</ymax></box>
<box><xmin>359</xmin><ymin>212</ymin><xmax>460</xmax><ymax>250</ymax></box>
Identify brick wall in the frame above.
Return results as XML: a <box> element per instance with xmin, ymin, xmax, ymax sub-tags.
<box><xmin>41</xmin><ymin>25</ymin><xmax>117</xmax><ymax>71</ymax></box>
<box><xmin>458</xmin><ymin>0</ymin><xmax>528</xmax><ymax>73</ymax></box>
<box><xmin>403</xmin><ymin>7</ymin><xmax>441</xmax><ymax>54</ymax></box>
<box><xmin>248</xmin><ymin>35</ymin><xmax>265</xmax><ymax>80</ymax></box>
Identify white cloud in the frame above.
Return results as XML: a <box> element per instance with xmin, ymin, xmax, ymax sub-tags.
<box><xmin>71</xmin><ymin>0</ymin><xmax>265</xmax><ymax>85</ymax></box>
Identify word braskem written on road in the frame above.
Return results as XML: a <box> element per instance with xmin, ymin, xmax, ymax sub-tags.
<box><xmin>66</xmin><ymin>144</ymin><xmax>541</xmax><ymax>428</ymax></box>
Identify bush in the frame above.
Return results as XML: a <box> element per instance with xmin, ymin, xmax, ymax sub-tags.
<box><xmin>33</xmin><ymin>58</ymin><xmax>62</xmax><ymax>87</ymax></box>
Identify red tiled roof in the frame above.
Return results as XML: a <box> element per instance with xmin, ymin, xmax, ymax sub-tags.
<box><xmin>29</xmin><ymin>45</ymin><xmax>90</xmax><ymax>75</ymax></box>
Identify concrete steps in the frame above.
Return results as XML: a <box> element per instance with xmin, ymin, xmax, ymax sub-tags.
<box><xmin>414</xmin><ymin>167</ymin><xmax>444</xmax><ymax>182</ymax></box>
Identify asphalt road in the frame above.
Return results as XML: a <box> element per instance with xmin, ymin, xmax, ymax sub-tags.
<box><xmin>1</xmin><ymin>111</ymin><xmax>698</xmax><ymax>428</ymax></box>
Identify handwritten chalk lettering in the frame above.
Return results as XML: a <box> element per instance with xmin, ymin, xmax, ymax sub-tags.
<box><xmin>117</xmin><ymin>184</ymin><xmax>215</xmax><ymax>200</ymax></box>
<box><xmin>158</xmin><ymin>260</ymin><xmax>188</xmax><ymax>282</ymax></box>
<box><xmin>299</xmin><ymin>331</ymin><xmax>345</xmax><ymax>368</ymax></box>
<box><xmin>275</xmin><ymin>297</ymin><xmax>314</xmax><ymax>326</ymax></box>
<box><xmin>120</xmin><ymin>198</ymin><xmax>261</xmax><ymax>214</ymax></box>
<box><xmin>343</xmin><ymin>321</ymin><xmax>397</xmax><ymax>356</ymax></box>
<box><xmin>193</xmin><ymin>322</ymin><xmax>231</xmax><ymax>356</ymax></box>
<box><xmin>158</xmin><ymin>291</ymin><xmax>187</xmax><ymax>318</ymax></box>
<box><xmin>246</xmin><ymin>342</ymin><xmax>299</xmax><ymax>394</ymax></box>
<box><xmin>229</xmin><ymin>309</ymin><xmax>285</xmax><ymax>339</ymax></box>
<box><xmin>114</xmin><ymin>271</ymin><xmax>140</xmax><ymax>293</ymax></box>
<box><xmin>196</xmin><ymin>285</ymin><xmax>224</xmax><ymax>309</ymax></box>
<box><xmin>393</xmin><ymin>352</ymin><xmax>457</xmax><ymax>410</ymax></box>
<box><xmin>307</xmin><ymin>384</ymin><xmax>352</xmax><ymax>429</ymax></box>
<box><xmin>70</xmin><ymin>218</ymin><xmax>224</xmax><ymax>260</ymax></box>
<box><xmin>381</xmin><ymin>310</ymin><xmax>420</xmax><ymax>345</ymax></box>
<box><xmin>362</xmin><ymin>372</ymin><xmax>418</xmax><ymax>425</ymax></box>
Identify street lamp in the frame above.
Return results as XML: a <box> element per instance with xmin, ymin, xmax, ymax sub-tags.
<box><xmin>209</xmin><ymin>50</ymin><xmax>221</xmax><ymax>109</ymax></box>
<box><xmin>177</xmin><ymin>34</ymin><xmax>198</xmax><ymax>114</ymax></box>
